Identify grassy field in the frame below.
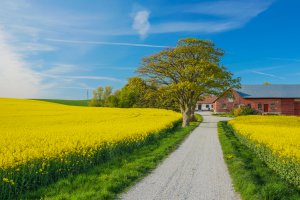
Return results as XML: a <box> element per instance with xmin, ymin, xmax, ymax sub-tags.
<box><xmin>34</xmin><ymin>99</ymin><xmax>90</xmax><ymax>106</ymax></box>
<box><xmin>0</xmin><ymin>98</ymin><xmax>182</xmax><ymax>199</ymax></box>
<box><xmin>218</xmin><ymin>121</ymin><xmax>300</xmax><ymax>200</ymax></box>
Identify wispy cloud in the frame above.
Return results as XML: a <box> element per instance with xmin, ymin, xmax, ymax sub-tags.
<box><xmin>269</xmin><ymin>57</ymin><xmax>300</xmax><ymax>62</ymax></box>
<box><xmin>149</xmin><ymin>0</ymin><xmax>274</xmax><ymax>34</ymax></box>
<box><xmin>184</xmin><ymin>0</ymin><xmax>273</xmax><ymax>19</ymax></box>
<box><xmin>55</xmin><ymin>86</ymin><xmax>94</xmax><ymax>90</ymax></box>
<box><xmin>0</xmin><ymin>28</ymin><xmax>42</xmax><ymax>98</ymax></box>
<box><xmin>132</xmin><ymin>10</ymin><xmax>150</xmax><ymax>39</ymax></box>
<box><xmin>17</xmin><ymin>43</ymin><xmax>57</xmax><ymax>52</ymax></box>
<box><xmin>150</xmin><ymin>21</ymin><xmax>238</xmax><ymax>34</ymax></box>
<box><xmin>235</xmin><ymin>65</ymin><xmax>287</xmax><ymax>75</ymax></box>
<box><xmin>44</xmin><ymin>64</ymin><xmax>79</xmax><ymax>75</ymax></box>
<box><xmin>45</xmin><ymin>38</ymin><xmax>171</xmax><ymax>48</ymax></box>
<box><xmin>40</xmin><ymin>73</ymin><xmax>124</xmax><ymax>82</ymax></box>
<box><xmin>250</xmin><ymin>70</ymin><xmax>285</xmax><ymax>80</ymax></box>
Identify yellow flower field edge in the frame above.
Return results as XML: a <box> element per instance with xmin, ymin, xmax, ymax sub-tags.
<box><xmin>228</xmin><ymin>116</ymin><xmax>300</xmax><ymax>189</ymax></box>
<box><xmin>0</xmin><ymin>98</ymin><xmax>181</xmax><ymax>199</ymax></box>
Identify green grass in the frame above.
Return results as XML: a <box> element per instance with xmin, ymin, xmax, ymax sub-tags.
<box><xmin>21</xmin><ymin>115</ymin><xmax>202</xmax><ymax>200</ymax></box>
<box><xmin>212</xmin><ymin>112</ymin><xmax>234</xmax><ymax>117</ymax></box>
<box><xmin>218</xmin><ymin>121</ymin><xmax>300</xmax><ymax>200</ymax></box>
<box><xmin>33</xmin><ymin>99</ymin><xmax>90</xmax><ymax>106</ymax></box>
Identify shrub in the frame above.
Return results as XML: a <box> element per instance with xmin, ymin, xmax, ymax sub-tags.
<box><xmin>232</xmin><ymin>105</ymin><xmax>258</xmax><ymax>116</ymax></box>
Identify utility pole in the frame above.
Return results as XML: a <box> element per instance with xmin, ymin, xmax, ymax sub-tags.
<box><xmin>86</xmin><ymin>89</ymin><xmax>89</xmax><ymax>100</ymax></box>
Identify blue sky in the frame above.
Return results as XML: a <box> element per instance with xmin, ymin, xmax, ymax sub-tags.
<box><xmin>0</xmin><ymin>0</ymin><xmax>300</xmax><ymax>99</ymax></box>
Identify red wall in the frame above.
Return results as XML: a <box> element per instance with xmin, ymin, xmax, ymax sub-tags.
<box><xmin>295</xmin><ymin>101</ymin><xmax>300</xmax><ymax>115</ymax></box>
<box><xmin>213</xmin><ymin>90</ymin><xmax>300</xmax><ymax>116</ymax></box>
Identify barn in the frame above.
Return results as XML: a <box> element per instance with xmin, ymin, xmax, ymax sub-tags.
<box><xmin>212</xmin><ymin>85</ymin><xmax>300</xmax><ymax>115</ymax></box>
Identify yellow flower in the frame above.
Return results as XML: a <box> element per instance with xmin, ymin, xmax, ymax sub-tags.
<box><xmin>229</xmin><ymin>115</ymin><xmax>300</xmax><ymax>162</ymax></box>
<box><xmin>0</xmin><ymin>98</ymin><xmax>181</xmax><ymax>170</ymax></box>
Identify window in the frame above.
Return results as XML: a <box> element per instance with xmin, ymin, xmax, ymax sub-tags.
<box><xmin>270</xmin><ymin>103</ymin><xmax>276</xmax><ymax>111</ymax></box>
<box><xmin>206</xmin><ymin>104</ymin><xmax>210</xmax><ymax>108</ymax></box>
<box><xmin>247</xmin><ymin>104</ymin><xmax>251</xmax><ymax>108</ymax></box>
<box><xmin>258</xmin><ymin>103</ymin><xmax>262</xmax><ymax>110</ymax></box>
<box><xmin>226</xmin><ymin>92</ymin><xmax>235</xmax><ymax>102</ymax></box>
<box><xmin>212</xmin><ymin>104</ymin><xmax>214</xmax><ymax>108</ymax></box>
<box><xmin>222</xmin><ymin>104</ymin><xmax>227</xmax><ymax>109</ymax></box>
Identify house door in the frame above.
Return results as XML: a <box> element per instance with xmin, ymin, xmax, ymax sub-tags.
<box><xmin>198</xmin><ymin>104</ymin><xmax>202</xmax><ymax>110</ymax></box>
<box><xmin>264</xmin><ymin>104</ymin><xmax>269</xmax><ymax>112</ymax></box>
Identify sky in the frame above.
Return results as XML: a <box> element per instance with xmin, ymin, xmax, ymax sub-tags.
<box><xmin>0</xmin><ymin>0</ymin><xmax>300</xmax><ymax>99</ymax></box>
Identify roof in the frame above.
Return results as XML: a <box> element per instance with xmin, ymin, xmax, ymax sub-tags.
<box><xmin>197</xmin><ymin>96</ymin><xmax>217</xmax><ymax>104</ymax></box>
<box><xmin>235</xmin><ymin>85</ymin><xmax>300</xmax><ymax>98</ymax></box>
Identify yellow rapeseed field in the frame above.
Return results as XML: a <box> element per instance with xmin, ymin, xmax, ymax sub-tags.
<box><xmin>229</xmin><ymin>115</ymin><xmax>300</xmax><ymax>188</ymax></box>
<box><xmin>0</xmin><ymin>98</ymin><xmax>181</xmax><ymax>169</ymax></box>
<box><xmin>0</xmin><ymin>98</ymin><xmax>181</xmax><ymax>197</ymax></box>
<box><xmin>229</xmin><ymin>116</ymin><xmax>300</xmax><ymax>162</ymax></box>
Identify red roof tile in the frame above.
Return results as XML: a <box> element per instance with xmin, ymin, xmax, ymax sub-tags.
<box><xmin>197</xmin><ymin>96</ymin><xmax>217</xmax><ymax>104</ymax></box>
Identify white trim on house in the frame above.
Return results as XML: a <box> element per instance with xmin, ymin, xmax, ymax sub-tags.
<box><xmin>195</xmin><ymin>103</ymin><xmax>213</xmax><ymax>111</ymax></box>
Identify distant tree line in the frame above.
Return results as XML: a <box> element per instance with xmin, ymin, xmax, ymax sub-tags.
<box><xmin>89</xmin><ymin>38</ymin><xmax>240</xmax><ymax>127</ymax></box>
<box><xmin>89</xmin><ymin>76</ymin><xmax>178</xmax><ymax>111</ymax></box>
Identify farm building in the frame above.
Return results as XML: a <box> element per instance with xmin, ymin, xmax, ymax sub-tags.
<box><xmin>212</xmin><ymin>85</ymin><xmax>300</xmax><ymax>115</ymax></box>
<box><xmin>195</xmin><ymin>96</ymin><xmax>217</xmax><ymax>111</ymax></box>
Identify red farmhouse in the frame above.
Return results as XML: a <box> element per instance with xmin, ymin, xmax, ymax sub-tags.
<box><xmin>213</xmin><ymin>85</ymin><xmax>300</xmax><ymax>116</ymax></box>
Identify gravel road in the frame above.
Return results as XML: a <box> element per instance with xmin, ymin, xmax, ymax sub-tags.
<box><xmin>121</xmin><ymin>111</ymin><xmax>240</xmax><ymax>200</ymax></box>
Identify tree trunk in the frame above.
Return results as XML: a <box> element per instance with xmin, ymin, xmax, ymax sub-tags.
<box><xmin>190</xmin><ymin>106</ymin><xmax>196</xmax><ymax>122</ymax></box>
<box><xmin>181</xmin><ymin>106</ymin><xmax>191</xmax><ymax>127</ymax></box>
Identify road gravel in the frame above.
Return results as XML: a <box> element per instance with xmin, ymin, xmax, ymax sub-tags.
<box><xmin>121</xmin><ymin>111</ymin><xmax>240</xmax><ymax>200</ymax></box>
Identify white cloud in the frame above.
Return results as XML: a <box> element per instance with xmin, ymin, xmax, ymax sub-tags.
<box><xmin>17</xmin><ymin>43</ymin><xmax>57</xmax><ymax>52</ymax></box>
<box><xmin>185</xmin><ymin>0</ymin><xmax>273</xmax><ymax>19</ymax></box>
<box><xmin>250</xmin><ymin>70</ymin><xmax>285</xmax><ymax>80</ymax></box>
<box><xmin>132</xmin><ymin>10</ymin><xmax>150</xmax><ymax>39</ymax></box>
<box><xmin>150</xmin><ymin>21</ymin><xmax>238</xmax><ymax>34</ymax></box>
<box><xmin>39</xmin><ymin>73</ymin><xmax>123</xmax><ymax>82</ymax></box>
<box><xmin>44</xmin><ymin>64</ymin><xmax>78</xmax><ymax>75</ymax></box>
<box><xmin>0</xmin><ymin>28</ymin><xmax>42</xmax><ymax>98</ymax></box>
<box><xmin>45</xmin><ymin>38</ymin><xmax>170</xmax><ymax>48</ymax></box>
<box><xmin>149</xmin><ymin>0</ymin><xmax>274</xmax><ymax>34</ymax></box>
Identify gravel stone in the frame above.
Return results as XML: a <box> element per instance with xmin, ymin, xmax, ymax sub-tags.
<box><xmin>121</xmin><ymin>111</ymin><xmax>240</xmax><ymax>200</ymax></box>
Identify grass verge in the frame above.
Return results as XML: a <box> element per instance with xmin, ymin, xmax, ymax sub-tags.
<box><xmin>22</xmin><ymin>115</ymin><xmax>202</xmax><ymax>200</ymax></box>
<box><xmin>213</xmin><ymin>113</ymin><xmax>234</xmax><ymax>118</ymax></box>
<box><xmin>33</xmin><ymin>99</ymin><xmax>89</xmax><ymax>106</ymax></box>
<box><xmin>218</xmin><ymin>121</ymin><xmax>300</xmax><ymax>200</ymax></box>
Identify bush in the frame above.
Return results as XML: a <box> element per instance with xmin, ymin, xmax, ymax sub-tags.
<box><xmin>232</xmin><ymin>105</ymin><xmax>258</xmax><ymax>116</ymax></box>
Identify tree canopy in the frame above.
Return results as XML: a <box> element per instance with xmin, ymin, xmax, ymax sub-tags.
<box><xmin>138</xmin><ymin>38</ymin><xmax>240</xmax><ymax>127</ymax></box>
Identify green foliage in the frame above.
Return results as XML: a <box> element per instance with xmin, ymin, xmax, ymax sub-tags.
<box><xmin>263</xmin><ymin>82</ymin><xmax>271</xmax><ymax>85</ymax></box>
<box><xmin>106</xmin><ymin>90</ymin><xmax>120</xmax><ymax>107</ymax></box>
<box><xmin>138</xmin><ymin>38</ymin><xmax>240</xmax><ymax>126</ymax></box>
<box><xmin>212</xmin><ymin>113</ymin><xmax>235</xmax><ymax>118</ymax></box>
<box><xmin>89</xmin><ymin>77</ymin><xmax>179</xmax><ymax>111</ymax></box>
<box><xmin>118</xmin><ymin>77</ymin><xmax>146</xmax><ymax>108</ymax></box>
<box><xmin>218</xmin><ymin>121</ymin><xmax>300</xmax><ymax>200</ymax></box>
<box><xmin>232</xmin><ymin>105</ymin><xmax>258</xmax><ymax>116</ymax></box>
<box><xmin>89</xmin><ymin>86</ymin><xmax>113</xmax><ymax>107</ymax></box>
<box><xmin>34</xmin><ymin>99</ymin><xmax>89</xmax><ymax>106</ymax></box>
<box><xmin>23</xmin><ymin>115</ymin><xmax>202</xmax><ymax>200</ymax></box>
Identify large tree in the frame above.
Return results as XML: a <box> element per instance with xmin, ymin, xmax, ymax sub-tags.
<box><xmin>138</xmin><ymin>38</ymin><xmax>240</xmax><ymax>127</ymax></box>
